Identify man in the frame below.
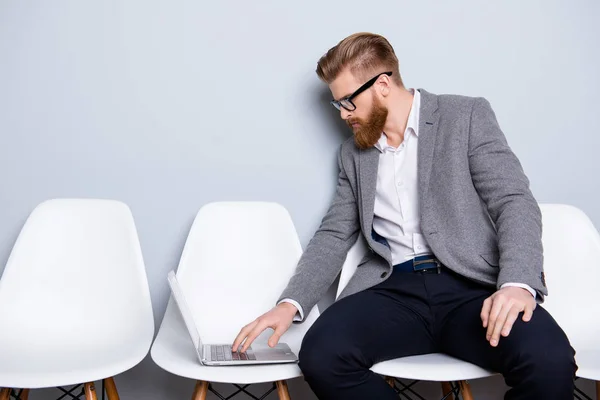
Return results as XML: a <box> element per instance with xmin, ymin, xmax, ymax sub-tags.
<box><xmin>233</xmin><ymin>32</ymin><xmax>576</xmax><ymax>399</ymax></box>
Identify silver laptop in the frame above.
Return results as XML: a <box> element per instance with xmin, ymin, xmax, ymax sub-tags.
<box><xmin>167</xmin><ymin>271</ymin><xmax>298</xmax><ymax>366</ymax></box>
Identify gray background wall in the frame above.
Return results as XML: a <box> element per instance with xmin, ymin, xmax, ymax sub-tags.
<box><xmin>1</xmin><ymin>0</ymin><xmax>599</xmax><ymax>398</ymax></box>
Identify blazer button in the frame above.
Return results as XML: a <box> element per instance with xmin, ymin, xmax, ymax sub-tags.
<box><xmin>380</xmin><ymin>272</ymin><xmax>388</xmax><ymax>278</ymax></box>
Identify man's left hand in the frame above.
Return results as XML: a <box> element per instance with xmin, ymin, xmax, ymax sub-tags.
<box><xmin>480</xmin><ymin>286</ymin><xmax>536</xmax><ymax>347</ymax></box>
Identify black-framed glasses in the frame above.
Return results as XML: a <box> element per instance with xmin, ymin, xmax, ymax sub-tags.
<box><xmin>330</xmin><ymin>71</ymin><xmax>393</xmax><ymax>111</ymax></box>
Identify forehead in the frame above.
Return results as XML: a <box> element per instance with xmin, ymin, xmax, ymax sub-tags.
<box><xmin>329</xmin><ymin>68</ymin><xmax>362</xmax><ymax>100</ymax></box>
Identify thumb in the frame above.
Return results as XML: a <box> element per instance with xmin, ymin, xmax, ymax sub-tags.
<box><xmin>481</xmin><ymin>297</ymin><xmax>492</xmax><ymax>328</ymax></box>
<box><xmin>522</xmin><ymin>305</ymin><xmax>535</xmax><ymax>322</ymax></box>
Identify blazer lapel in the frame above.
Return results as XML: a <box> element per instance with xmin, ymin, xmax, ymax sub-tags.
<box><xmin>359</xmin><ymin>147</ymin><xmax>379</xmax><ymax>231</ymax></box>
<box><xmin>358</xmin><ymin>146</ymin><xmax>392</xmax><ymax>263</ymax></box>
<box><xmin>417</xmin><ymin>89</ymin><xmax>440</xmax><ymax>208</ymax></box>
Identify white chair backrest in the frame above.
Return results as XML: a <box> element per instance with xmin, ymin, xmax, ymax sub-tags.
<box><xmin>539</xmin><ymin>204</ymin><xmax>600</xmax><ymax>350</ymax></box>
<box><xmin>174</xmin><ymin>202</ymin><xmax>319</xmax><ymax>349</ymax></box>
<box><xmin>336</xmin><ymin>233</ymin><xmax>369</xmax><ymax>299</ymax></box>
<box><xmin>0</xmin><ymin>199</ymin><xmax>154</xmax><ymax>358</ymax></box>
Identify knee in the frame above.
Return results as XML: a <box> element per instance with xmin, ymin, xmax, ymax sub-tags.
<box><xmin>298</xmin><ymin>324</ymin><xmax>334</xmax><ymax>378</ymax></box>
<box><xmin>299</xmin><ymin>322</ymin><xmax>358</xmax><ymax>379</ymax></box>
<box><xmin>518</xmin><ymin>335</ymin><xmax>577</xmax><ymax>385</ymax></box>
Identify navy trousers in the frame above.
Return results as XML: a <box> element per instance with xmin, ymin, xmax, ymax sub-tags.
<box><xmin>299</xmin><ymin>266</ymin><xmax>576</xmax><ymax>399</ymax></box>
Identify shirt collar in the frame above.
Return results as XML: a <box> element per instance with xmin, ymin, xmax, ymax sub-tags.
<box><xmin>374</xmin><ymin>89</ymin><xmax>421</xmax><ymax>152</ymax></box>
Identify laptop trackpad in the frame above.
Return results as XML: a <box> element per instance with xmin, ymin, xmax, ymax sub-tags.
<box><xmin>251</xmin><ymin>343</ymin><xmax>297</xmax><ymax>361</ymax></box>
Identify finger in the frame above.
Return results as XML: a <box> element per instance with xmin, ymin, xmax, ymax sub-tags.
<box><xmin>486</xmin><ymin>296</ymin><xmax>504</xmax><ymax>341</ymax></box>
<box><xmin>489</xmin><ymin>302</ymin><xmax>511</xmax><ymax>347</ymax></box>
<box><xmin>522</xmin><ymin>303</ymin><xmax>535</xmax><ymax>322</ymax></box>
<box><xmin>241</xmin><ymin>322</ymin><xmax>268</xmax><ymax>353</ymax></box>
<box><xmin>268</xmin><ymin>326</ymin><xmax>285</xmax><ymax>347</ymax></box>
<box><xmin>232</xmin><ymin>321</ymin><xmax>256</xmax><ymax>351</ymax></box>
<box><xmin>481</xmin><ymin>297</ymin><xmax>493</xmax><ymax>328</ymax></box>
<box><xmin>501</xmin><ymin>307</ymin><xmax>522</xmax><ymax>337</ymax></box>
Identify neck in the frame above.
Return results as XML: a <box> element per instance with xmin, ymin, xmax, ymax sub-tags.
<box><xmin>382</xmin><ymin>88</ymin><xmax>414</xmax><ymax>148</ymax></box>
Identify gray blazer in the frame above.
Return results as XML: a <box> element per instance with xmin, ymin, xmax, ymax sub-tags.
<box><xmin>279</xmin><ymin>89</ymin><xmax>546</xmax><ymax>318</ymax></box>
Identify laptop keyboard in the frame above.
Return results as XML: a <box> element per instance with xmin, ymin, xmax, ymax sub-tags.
<box><xmin>210</xmin><ymin>345</ymin><xmax>256</xmax><ymax>362</ymax></box>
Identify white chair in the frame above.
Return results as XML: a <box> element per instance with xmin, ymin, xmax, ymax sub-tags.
<box><xmin>336</xmin><ymin>234</ymin><xmax>495</xmax><ymax>400</ymax></box>
<box><xmin>0</xmin><ymin>199</ymin><xmax>154</xmax><ymax>400</ymax></box>
<box><xmin>150</xmin><ymin>202</ymin><xmax>320</xmax><ymax>400</ymax></box>
<box><xmin>538</xmin><ymin>204</ymin><xmax>600</xmax><ymax>400</ymax></box>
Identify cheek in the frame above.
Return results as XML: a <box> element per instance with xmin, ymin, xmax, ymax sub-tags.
<box><xmin>354</xmin><ymin>106</ymin><xmax>372</xmax><ymax>121</ymax></box>
<box><xmin>354</xmin><ymin>111</ymin><xmax>369</xmax><ymax>122</ymax></box>
<box><xmin>353</xmin><ymin>95</ymin><xmax>373</xmax><ymax>115</ymax></box>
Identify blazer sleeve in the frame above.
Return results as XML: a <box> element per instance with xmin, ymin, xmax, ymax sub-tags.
<box><xmin>278</xmin><ymin>145</ymin><xmax>361</xmax><ymax>320</ymax></box>
<box><xmin>467</xmin><ymin>97</ymin><xmax>547</xmax><ymax>298</ymax></box>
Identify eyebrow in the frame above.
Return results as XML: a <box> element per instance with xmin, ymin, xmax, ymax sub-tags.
<box><xmin>333</xmin><ymin>92</ymin><xmax>353</xmax><ymax>102</ymax></box>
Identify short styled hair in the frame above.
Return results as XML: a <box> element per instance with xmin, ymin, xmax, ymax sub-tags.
<box><xmin>316</xmin><ymin>32</ymin><xmax>403</xmax><ymax>86</ymax></box>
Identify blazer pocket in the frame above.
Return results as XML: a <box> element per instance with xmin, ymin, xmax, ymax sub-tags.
<box><xmin>480</xmin><ymin>251</ymin><xmax>500</xmax><ymax>267</ymax></box>
<box><xmin>357</xmin><ymin>254</ymin><xmax>375</xmax><ymax>268</ymax></box>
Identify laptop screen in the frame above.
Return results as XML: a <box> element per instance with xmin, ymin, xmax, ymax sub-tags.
<box><xmin>167</xmin><ymin>271</ymin><xmax>202</xmax><ymax>349</ymax></box>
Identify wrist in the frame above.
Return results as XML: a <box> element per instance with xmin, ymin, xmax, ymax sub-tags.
<box><xmin>521</xmin><ymin>287</ymin><xmax>535</xmax><ymax>297</ymax></box>
<box><xmin>279</xmin><ymin>302</ymin><xmax>298</xmax><ymax>316</ymax></box>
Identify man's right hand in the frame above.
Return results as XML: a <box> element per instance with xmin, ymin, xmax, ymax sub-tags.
<box><xmin>232</xmin><ymin>302</ymin><xmax>298</xmax><ymax>353</ymax></box>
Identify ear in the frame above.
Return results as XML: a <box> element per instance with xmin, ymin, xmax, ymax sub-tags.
<box><xmin>376</xmin><ymin>74</ymin><xmax>392</xmax><ymax>98</ymax></box>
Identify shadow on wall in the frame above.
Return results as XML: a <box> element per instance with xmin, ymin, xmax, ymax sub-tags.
<box><xmin>317</xmin><ymin>85</ymin><xmax>353</xmax><ymax>145</ymax></box>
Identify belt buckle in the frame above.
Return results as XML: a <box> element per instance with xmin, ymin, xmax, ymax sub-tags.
<box><xmin>412</xmin><ymin>258</ymin><xmax>441</xmax><ymax>274</ymax></box>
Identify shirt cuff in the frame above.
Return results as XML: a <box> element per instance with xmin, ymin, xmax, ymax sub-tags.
<box><xmin>277</xmin><ymin>298</ymin><xmax>304</xmax><ymax>322</ymax></box>
<box><xmin>501</xmin><ymin>282</ymin><xmax>536</xmax><ymax>299</ymax></box>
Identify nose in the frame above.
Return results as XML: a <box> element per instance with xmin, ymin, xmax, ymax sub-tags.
<box><xmin>340</xmin><ymin>108</ymin><xmax>351</xmax><ymax>120</ymax></box>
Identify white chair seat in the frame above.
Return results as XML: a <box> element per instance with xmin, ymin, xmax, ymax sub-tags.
<box><xmin>151</xmin><ymin>300</ymin><xmax>312</xmax><ymax>385</ymax></box>
<box><xmin>0</xmin><ymin>341</ymin><xmax>148</xmax><ymax>389</ymax></box>
<box><xmin>574</xmin><ymin>349</ymin><xmax>600</xmax><ymax>382</ymax></box>
<box><xmin>370</xmin><ymin>353</ymin><xmax>495</xmax><ymax>382</ymax></box>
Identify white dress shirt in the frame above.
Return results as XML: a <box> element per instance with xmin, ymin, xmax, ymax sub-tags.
<box><xmin>282</xmin><ymin>89</ymin><xmax>535</xmax><ymax>321</ymax></box>
<box><xmin>372</xmin><ymin>88</ymin><xmax>431</xmax><ymax>264</ymax></box>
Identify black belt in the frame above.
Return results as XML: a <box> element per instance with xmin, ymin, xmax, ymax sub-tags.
<box><xmin>394</xmin><ymin>255</ymin><xmax>442</xmax><ymax>274</ymax></box>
